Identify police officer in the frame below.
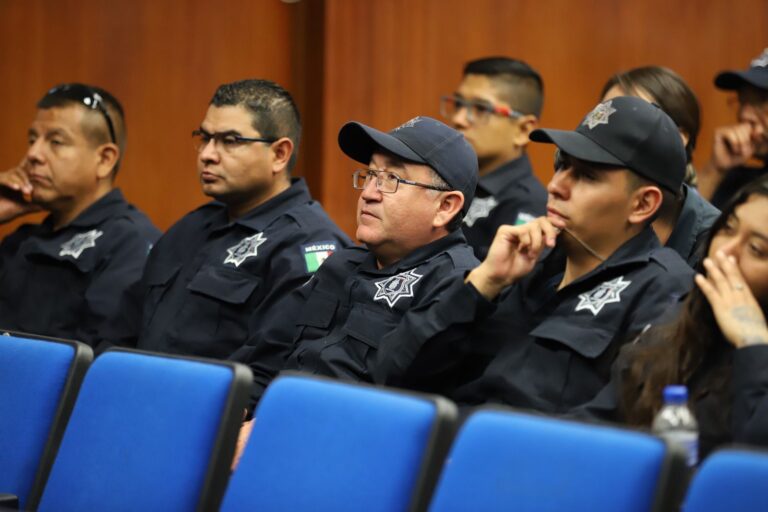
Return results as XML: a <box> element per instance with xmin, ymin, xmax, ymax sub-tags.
<box><xmin>441</xmin><ymin>56</ymin><xmax>547</xmax><ymax>259</ymax></box>
<box><xmin>0</xmin><ymin>83</ymin><xmax>160</xmax><ymax>351</ymax></box>
<box><xmin>379</xmin><ymin>97</ymin><xmax>695</xmax><ymax>413</ymax></box>
<box><xmin>123</xmin><ymin>79</ymin><xmax>350</xmax><ymax>359</ymax></box>
<box><xmin>700</xmin><ymin>48</ymin><xmax>768</xmax><ymax>208</ymax></box>
<box><xmin>236</xmin><ymin>116</ymin><xmax>480</xmax><ymax>407</ymax></box>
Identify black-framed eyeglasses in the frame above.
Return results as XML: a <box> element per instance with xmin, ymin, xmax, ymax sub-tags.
<box><xmin>352</xmin><ymin>169</ymin><xmax>452</xmax><ymax>194</ymax></box>
<box><xmin>192</xmin><ymin>129</ymin><xmax>277</xmax><ymax>153</ymax></box>
<box><xmin>46</xmin><ymin>84</ymin><xmax>117</xmax><ymax>144</ymax></box>
<box><xmin>440</xmin><ymin>95</ymin><xmax>524</xmax><ymax>125</ymax></box>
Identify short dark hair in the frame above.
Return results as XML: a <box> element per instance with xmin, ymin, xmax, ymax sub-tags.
<box><xmin>601</xmin><ymin>66</ymin><xmax>700</xmax><ymax>165</ymax></box>
<box><xmin>38</xmin><ymin>83</ymin><xmax>126</xmax><ymax>175</ymax></box>
<box><xmin>463</xmin><ymin>56</ymin><xmax>544</xmax><ymax>117</ymax></box>
<box><xmin>210</xmin><ymin>79</ymin><xmax>301</xmax><ymax>172</ymax></box>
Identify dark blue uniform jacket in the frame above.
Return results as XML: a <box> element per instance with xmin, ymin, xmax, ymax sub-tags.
<box><xmin>0</xmin><ymin>189</ymin><xmax>160</xmax><ymax>350</ymax></box>
<box><xmin>461</xmin><ymin>155</ymin><xmax>547</xmax><ymax>259</ymax></box>
<box><xmin>133</xmin><ymin>178</ymin><xmax>351</xmax><ymax>359</ymax></box>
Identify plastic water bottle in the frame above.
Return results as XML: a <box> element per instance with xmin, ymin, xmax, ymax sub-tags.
<box><xmin>652</xmin><ymin>385</ymin><xmax>699</xmax><ymax>467</ymax></box>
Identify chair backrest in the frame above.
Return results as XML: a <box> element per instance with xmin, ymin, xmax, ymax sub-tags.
<box><xmin>428</xmin><ymin>408</ymin><xmax>687</xmax><ymax>512</ymax></box>
<box><xmin>36</xmin><ymin>348</ymin><xmax>252</xmax><ymax>512</ymax></box>
<box><xmin>220</xmin><ymin>373</ymin><xmax>458</xmax><ymax>512</ymax></box>
<box><xmin>0</xmin><ymin>332</ymin><xmax>92</xmax><ymax>510</ymax></box>
<box><xmin>682</xmin><ymin>447</ymin><xmax>768</xmax><ymax>511</ymax></box>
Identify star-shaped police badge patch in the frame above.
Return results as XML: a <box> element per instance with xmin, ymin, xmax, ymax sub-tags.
<box><xmin>463</xmin><ymin>196</ymin><xmax>499</xmax><ymax>227</ymax></box>
<box><xmin>575</xmin><ymin>276</ymin><xmax>631</xmax><ymax>316</ymax></box>
<box><xmin>393</xmin><ymin>117</ymin><xmax>424</xmax><ymax>132</ymax></box>
<box><xmin>582</xmin><ymin>100</ymin><xmax>617</xmax><ymax>129</ymax></box>
<box><xmin>373</xmin><ymin>269</ymin><xmax>423</xmax><ymax>308</ymax></box>
<box><xmin>59</xmin><ymin>229</ymin><xmax>103</xmax><ymax>259</ymax></box>
<box><xmin>224</xmin><ymin>232</ymin><xmax>267</xmax><ymax>267</ymax></box>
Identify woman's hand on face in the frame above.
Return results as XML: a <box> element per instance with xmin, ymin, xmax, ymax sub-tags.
<box><xmin>696</xmin><ymin>250</ymin><xmax>768</xmax><ymax>349</ymax></box>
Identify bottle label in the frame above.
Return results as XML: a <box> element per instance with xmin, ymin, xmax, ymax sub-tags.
<box><xmin>661</xmin><ymin>431</ymin><xmax>698</xmax><ymax>467</ymax></box>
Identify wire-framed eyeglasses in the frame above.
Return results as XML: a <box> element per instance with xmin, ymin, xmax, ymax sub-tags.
<box><xmin>45</xmin><ymin>84</ymin><xmax>117</xmax><ymax>144</ymax></box>
<box><xmin>192</xmin><ymin>129</ymin><xmax>277</xmax><ymax>153</ymax></box>
<box><xmin>352</xmin><ymin>169</ymin><xmax>452</xmax><ymax>194</ymax></box>
<box><xmin>440</xmin><ymin>95</ymin><xmax>524</xmax><ymax>125</ymax></box>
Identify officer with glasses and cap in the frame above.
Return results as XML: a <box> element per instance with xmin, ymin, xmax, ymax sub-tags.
<box><xmin>699</xmin><ymin>48</ymin><xmax>768</xmax><ymax>209</ymax></box>
<box><xmin>233</xmin><ymin>115</ymin><xmax>481</xmax><ymax>413</ymax></box>
<box><xmin>441</xmin><ymin>56</ymin><xmax>547</xmax><ymax>259</ymax></box>
<box><xmin>0</xmin><ymin>83</ymin><xmax>160</xmax><ymax>351</ymax></box>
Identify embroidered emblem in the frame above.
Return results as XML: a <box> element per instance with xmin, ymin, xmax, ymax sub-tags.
<box><xmin>302</xmin><ymin>241</ymin><xmax>338</xmax><ymax>272</ymax></box>
<box><xmin>751</xmin><ymin>48</ymin><xmax>768</xmax><ymax>68</ymax></box>
<box><xmin>463</xmin><ymin>196</ymin><xmax>499</xmax><ymax>227</ymax></box>
<box><xmin>224</xmin><ymin>233</ymin><xmax>267</xmax><ymax>267</ymax></box>
<box><xmin>514</xmin><ymin>212</ymin><xmax>536</xmax><ymax>226</ymax></box>
<box><xmin>373</xmin><ymin>269</ymin><xmax>423</xmax><ymax>308</ymax></box>
<box><xmin>393</xmin><ymin>117</ymin><xmax>424</xmax><ymax>131</ymax></box>
<box><xmin>582</xmin><ymin>100</ymin><xmax>617</xmax><ymax>129</ymax></box>
<box><xmin>59</xmin><ymin>229</ymin><xmax>103</xmax><ymax>259</ymax></box>
<box><xmin>575</xmin><ymin>276</ymin><xmax>632</xmax><ymax>316</ymax></box>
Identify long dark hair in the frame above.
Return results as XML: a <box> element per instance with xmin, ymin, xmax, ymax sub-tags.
<box><xmin>621</xmin><ymin>175</ymin><xmax>768</xmax><ymax>425</ymax></box>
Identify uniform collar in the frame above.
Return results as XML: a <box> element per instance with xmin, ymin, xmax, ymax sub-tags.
<box><xmin>361</xmin><ymin>229</ymin><xmax>469</xmax><ymax>274</ymax></box>
<box><xmin>477</xmin><ymin>154</ymin><xmax>533</xmax><ymax>195</ymax></box>
<box><xmin>42</xmin><ymin>188</ymin><xmax>127</xmax><ymax>232</ymax></box>
<box><xmin>207</xmin><ymin>178</ymin><xmax>312</xmax><ymax>232</ymax></box>
<box><xmin>666</xmin><ymin>184</ymin><xmax>720</xmax><ymax>259</ymax></box>
<box><xmin>535</xmin><ymin>225</ymin><xmax>662</xmax><ymax>291</ymax></box>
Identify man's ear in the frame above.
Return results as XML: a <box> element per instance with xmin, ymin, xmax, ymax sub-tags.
<box><xmin>271</xmin><ymin>137</ymin><xmax>294</xmax><ymax>175</ymax></box>
<box><xmin>628</xmin><ymin>185</ymin><xmax>663</xmax><ymax>225</ymax></box>
<box><xmin>512</xmin><ymin>114</ymin><xmax>539</xmax><ymax>146</ymax></box>
<box><xmin>433</xmin><ymin>191</ymin><xmax>464</xmax><ymax>229</ymax></box>
<box><xmin>95</xmin><ymin>143</ymin><xmax>119</xmax><ymax>180</ymax></box>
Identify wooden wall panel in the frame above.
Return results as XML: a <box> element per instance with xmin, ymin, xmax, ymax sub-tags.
<box><xmin>317</xmin><ymin>0</ymin><xmax>768</xmax><ymax>238</ymax></box>
<box><xmin>1</xmin><ymin>0</ymin><xmax>767</xmax><ymax>243</ymax></box>
<box><xmin>0</xmin><ymin>0</ymin><xmax>297</xmax><ymax>235</ymax></box>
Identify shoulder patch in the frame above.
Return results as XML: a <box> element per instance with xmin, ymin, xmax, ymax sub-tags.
<box><xmin>302</xmin><ymin>241</ymin><xmax>338</xmax><ymax>272</ymax></box>
<box><xmin>514</xmin><ymin>212</ymin><xmax>536</xmax><ymax>225</ymax></box>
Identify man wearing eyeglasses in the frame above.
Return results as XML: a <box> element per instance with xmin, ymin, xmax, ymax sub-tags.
<box><xmin>442</xmin><ymin>57</ymin><xmax>547</xmax><ymax>259</ymax></box>
<box><xmin>0</xmin><ymin>83</ymin><xmax>160</xmax><ymax>350</ymax></box>
<box><xmin>234</xmin><ymin>116</ymin><xmax>480</xmax><ymax>411</ymax></box>
<box><xmin>115</xmin><ymin>79</ymin><xmax>349</xmax><ymax>361</ymax></box>
<box><xmin>699</xmin><ymin>48</ymin><xmax>768</xmax><ymax>208</ymax></box>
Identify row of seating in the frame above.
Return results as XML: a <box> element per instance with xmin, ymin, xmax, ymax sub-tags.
<box><xmin>1</xmin><ymin>333</ymin><xmax>767</xmax><ymax>511</ymax></box>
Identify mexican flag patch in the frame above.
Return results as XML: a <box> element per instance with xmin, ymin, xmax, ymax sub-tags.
<box><xmin>302</xmin><ymin>241</ymin><xmax>338</xmax><ymax>272</ymax></box>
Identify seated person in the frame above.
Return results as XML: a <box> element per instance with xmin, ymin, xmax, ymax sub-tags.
<box><xmin>442</xmin><ymin>56</ymin><xmax>547</xmax><ymax>259</ymax></box>
<box><xmin>118</xmin><ymin>79</ymin><xmax>350</xmax><ymax>358</ymax></box>
<box><xmin>378</xmin><ymin>97</ymin><xmax>695</xmax><ymax>414</ymax></box>
<box><xmin>699</xmin><ymin>48</ymin><xmax>768</xmax><ymax>209</ymax></box>
<box><xmin>583</xmin><ymin>174</ymin><xmax>768</xmax><ymax>461</ymax></box>
<box><xmin>236</xmin><ymin>116</ymin><xmax>480</xmax><ymax>407</ymax></box>
<box><xmin>602</xmin><ymin>66</ymin><xmax>720</xmax><ymax>267</ymax></box>
<box><xmin>0</xmin><ymin>83</ymin><xmax>160</xmax><ymax>351</ymax></box>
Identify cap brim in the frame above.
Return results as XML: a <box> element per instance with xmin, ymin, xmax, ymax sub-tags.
<box><xmin>715</xmin><ymin>70</ymin><xmax>768</xmax><ymax>91</ymax></box>
<box><xmin>338</xmin><ymin>122</ymin><xmax>426</xmax><ymax>166</ymax></box>
<box><xmin>530</xmin><ymin>128</ymin><xmax>625</xmax><ymax>167</ymax></box>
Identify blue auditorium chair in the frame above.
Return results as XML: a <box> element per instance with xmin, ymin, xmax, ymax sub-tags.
<box><xmin>428</xmin><ymin>408</ymin><xmax>687</xmax><ymax>512</ymax></box>
<box><xmin>36</xmin><ymin>348</ymin><xmax>252</xmax><ymax>512</ymax></box>
<box><xmin>0</xmin><ymin>332</ymin><xmax>92</xmax><ymax>510</ymax></box>
<box><xmin>220</xmin><ymin>373</ymin><xmax>458</xmax><ymax>512</ymax></box>
<box><xmin>682</xmin><ymin>448</ymin><xmax>768</xmax><ymax>511</ymax></box>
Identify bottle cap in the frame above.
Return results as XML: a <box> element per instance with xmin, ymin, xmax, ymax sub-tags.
<box><xmin>663</xmin><ymin>385</ymin><xmax>688</xmax><ymax>404</ymax></box>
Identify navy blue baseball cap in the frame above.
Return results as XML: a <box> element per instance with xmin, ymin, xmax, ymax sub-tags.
<box><xmin>715</xmin><ymin>48</ymin><xmax>768</xmax><ymax>91</ymax></box>
<box><xmin>530</xmin><ymin>96</ymin><xmax>686</xmax><ymax>193</ymax></box>
<box><xmin>338</xmin><ymin>116</ymin><xmax>478</xmax><ymax>212</ymax></box>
